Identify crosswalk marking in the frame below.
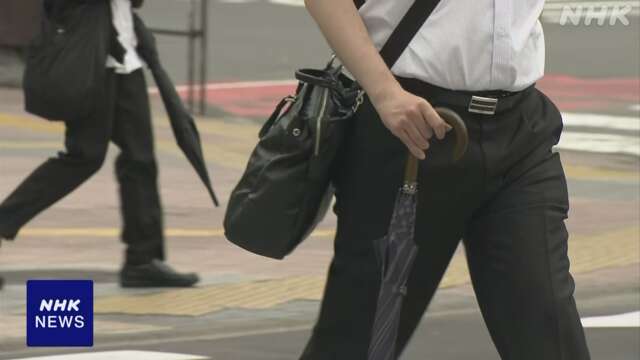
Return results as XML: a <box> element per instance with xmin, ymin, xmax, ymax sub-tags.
<box><xmin>7</xmin><ymin>351</ymin><xmax>209</xmax><ymax>360</ymax></box>
<box><xmin>582</xmin><ymin>311</ymin><xmax>640</xmax><ymax>328</ymax></box>
<box><xmin>557</xmin><ymin>132</ymin><xmax>640</xmax><ymax>156</ymax></box>
<box><xmin>562</xmin><ymin>113</ymin><xmax>640</xmax><ymax>132</ymax></box>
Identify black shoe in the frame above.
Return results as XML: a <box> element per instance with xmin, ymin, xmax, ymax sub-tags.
<box><xmin>119</xmin><ymin>259</ymin><xmax>199</xmax><ymax>288</ymax></box>
<box><xmin>0</xmin><ymin>229</ymin><xmax>17</xmax><ymax>241</ymax></box>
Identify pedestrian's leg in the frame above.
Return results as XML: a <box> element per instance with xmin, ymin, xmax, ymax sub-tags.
<box><xmin>0</xmin><ymin>73</ymin><xmax>115</xmax><ymax>238</ymax></box>
<box><xmin>110</xmin><ymin>70</ymin><xmax>164</xmax><ymax>266</ymax></box>
<box><xmin>394</xmin><ymin>109</ymin><xmax>486</xmax><ymax>357</ymax></box>
<box><xmin>110</xmin><ymin>70</ymin><xmax>196</xmax><ymax>288</ymax></box>
<box><xmin>299</xmin><ymin>106</ymin><xmax>403</xmax><ymax>359</ymax></box>
<box><xmin>464</xmin><ymin>152</ymin><xmax>591</xmax><ymax>360</ymax></box>
<box><xmin>301</xmin><ymin>97</ymin><xmax>484</xmax><ymax>360</ymax></box>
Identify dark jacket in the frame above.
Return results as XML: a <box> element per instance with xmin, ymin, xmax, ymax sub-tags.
<box><xmin>42</xmin><ymin>0</ymin><xmax>145</xmax><ymax>63</ymax></box>
<box><xmin>43</xmin><ymin>0</ymin><xmax>144</xmax><ymax>18</ymax></box>
<box><xmin>24</xmin><ymin>0</ymin><xmax>145</xmax><ymax>120</ymax></box>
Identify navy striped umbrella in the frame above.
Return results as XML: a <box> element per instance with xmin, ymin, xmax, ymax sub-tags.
<box><xmin>368</xmin><ymin>108</ymin><xmax>468</xmax><ymax>360</ymax></box>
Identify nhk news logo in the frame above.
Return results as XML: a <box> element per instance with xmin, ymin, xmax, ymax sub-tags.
<box><xmin>26</xmin><ymin>280</ymin><xmax>94</xmax><ymax>347</ymax></box>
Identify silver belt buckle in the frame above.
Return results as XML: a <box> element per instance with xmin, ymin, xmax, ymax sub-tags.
<box><xmin>468</xmin><ymin>96</ymin><xmax>498</xmax><ymax>115</ymax></box>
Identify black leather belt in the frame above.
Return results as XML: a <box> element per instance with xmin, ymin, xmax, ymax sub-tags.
<box><xmin>397</xmin><ymin>76</ymin><xmax>535</xmax><ymax>115</ymax></box>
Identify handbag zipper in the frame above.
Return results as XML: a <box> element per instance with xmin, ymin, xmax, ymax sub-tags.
<box><xmin>314</xmin><ymin>87</ymin><xmax>330</xmax><ymax>156</ymax></box>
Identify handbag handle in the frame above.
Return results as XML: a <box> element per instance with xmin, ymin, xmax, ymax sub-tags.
<box><xmin>403</xmin><ymin>108</ymin><xmax>469</xmax><ymax>189</ymax></box>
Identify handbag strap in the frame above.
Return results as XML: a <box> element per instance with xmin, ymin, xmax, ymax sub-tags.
<box><xmin>356</xmin><ymin>0</ymin><xmax>442</xmax><ymax>68</ymax></box>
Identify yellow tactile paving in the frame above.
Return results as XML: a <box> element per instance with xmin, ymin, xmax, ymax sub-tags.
<box><xmin>2</xmin><ymin>112</ymin><xmax>639</xmax><ymax>315</ymax></box>
<box><xmin>94</xmin><ymin>226</ymin><xmax>639</xmax><ymax>316</ymax></box>
<box><xmin>95</xmin><ymin>277</ymin><xmax>324</xmax><ymax>316</ymax></box>
<box><xmin>0</xmin><ymin>140</ymin><xmax>63</xmax><ymax>150</ymax></box>
<box><xmin>0</xmin><ymin>113</ymin><xmax>63</xmax><ymax>134</ymax></box>
<box><xmin>183</xmin><ymin>117</ymin><xmax>260</xmax><ymax>142</ymax></box>
<box><xmin>3</xmin><ymin>112</ymin><xmax>639</xmax><ymax>179</ymax></box>
<box><xmin>563</xmin><ymin>164</ymin><xmax>640</xmax><ymax>182</ymax></box>
<box><xmin>17</xmin><ymin>227</ymin><xmax>334</xmax><ymax>238</ymax></box>
<box><xmin>18</xmin><ymin>227</ymin><xmax>225</xmax><ymax>238</ymax></box>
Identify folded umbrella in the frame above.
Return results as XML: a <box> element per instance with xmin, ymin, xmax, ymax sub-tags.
<box><xmin>368</xmin><ymin>108</ymin><xmax>468</xmax><ymax>360</ymax></box>
<box><xmin>134</xmin><ymin>15</ymin><xmax>219</xmax><ymax>207</ymax></box>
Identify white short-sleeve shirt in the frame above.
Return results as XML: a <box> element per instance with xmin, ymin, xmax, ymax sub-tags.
<box><xmin>359</xmin><ymin>0</ymin><xmax>546</xmax><ymax>92</ymax></box>
<box><xmin>106</xmin><ymin>0</ymin><xmax>144</xmax><ymax>74</ymax></box>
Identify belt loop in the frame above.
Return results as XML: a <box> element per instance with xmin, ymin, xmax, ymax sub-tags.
<box><xmin>469</xmin><ymin>96</ymin><xmax>498</xmax><ymax>115</ymax></box>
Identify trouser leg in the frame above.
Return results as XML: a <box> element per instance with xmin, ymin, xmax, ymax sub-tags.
<box><xmin>0</xmin><ymin>72</ymin><xmax>115</xmax><ymax>238</ymax></box>
<box><xmin>464</xmin><ymin>152</ymin><xmax>590</xmax><ymax>360</ymax></box>
<box><xmin>110</xmin><ymin>70</ymin><xmax>164</xmax><ymax>266</ymax></box>
<box><xmin>301</xmin><ymin>96</ymin><xmax>484</xmax><ymax>359</ymax></box>
<box><xmin>300</xmin><ymin>100</ymin><xmax>402</xmax><ymax>359</ymax></box>
<box><xmin>463</xmin><ymin>89</ymin><xmax>590</xmax><ymax>360</ymax></box>
<box><xmin>394</xmin><ymin>110</ymin><xmax>486</xmax><ymax>357</ymax></box>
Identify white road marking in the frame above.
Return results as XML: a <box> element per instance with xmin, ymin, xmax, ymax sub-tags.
<box><xmin>557</xmin><ymin>131</ymin><xmax>640</xmax><ymax>156</ymax></box>
<box><xmin>7</xmin><ymin>351</ymin><xmax>209</xmax><ymax>360</ymax></box>
<box><xmin>269</xmin><ymin>0</ymin><xmax>306</xmax><ymax>6</ymax></box>
<box><xmin>581</xmin><ymin>311</ymin><xmax>640</xmax><ymax>328</ymax></box>
<box><xmin>562</xmin><ymin>113</ymin><xmax>640</xmax><ymax>132</ymax></box>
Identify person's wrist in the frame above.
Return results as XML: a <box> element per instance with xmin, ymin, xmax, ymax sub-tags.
<box><xmin>369</xmin><ymin>81</ymin><xmax>403</xmax><ymax>108</ymax></box>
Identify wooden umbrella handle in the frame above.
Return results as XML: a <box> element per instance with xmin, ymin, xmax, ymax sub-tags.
<box><xmin>404</xmin><ymin>107</ymin><xmax>469</xmax><ymax>184</ymax></box>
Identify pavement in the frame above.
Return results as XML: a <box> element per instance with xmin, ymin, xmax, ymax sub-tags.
<box><xmin>0</xmin><ymin>47</ymin><xmax>23</xmax><ymax>88</ymax></box>
<box><xmin>0</xmin><ymin>84</ymin><xmax>639</xmax><ymax>359</ymax></box>
<box><xmin>1</xmin><ymin>0</ymin><xmax>640</xmax><ymax>359</ymax></box>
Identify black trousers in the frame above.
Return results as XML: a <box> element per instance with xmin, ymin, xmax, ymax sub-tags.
<box><xmin>0</xmin><ymin>69</ymin><xmax>164</xmax><ymax>265</ymax></box>
<box><xmin>300</xmin><ymin>81</ymin><xmax>591</xmax><ymax>360</ymax></box>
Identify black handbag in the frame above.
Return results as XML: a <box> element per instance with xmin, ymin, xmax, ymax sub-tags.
<box><xmin>224</xmin><ymin>61</ymin><xmax>362</xmax><ymax>259</ymax></box>
<box><xmin>23</xmin><ymin>1</ymin><xmax>110</xmax><ymax>121</ymax></box>
<box><xmin>224</xmin><ymin>0</ymin><xmax>442</xmax><ymax>259</ymax></box>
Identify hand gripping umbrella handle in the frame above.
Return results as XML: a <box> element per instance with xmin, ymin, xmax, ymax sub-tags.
<box><xmin>404</xmin><ymin>107</ymin><xmax>469</xmax><ymax>186</ymax></box>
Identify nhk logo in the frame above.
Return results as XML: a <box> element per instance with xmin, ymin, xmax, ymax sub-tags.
<box><xmin>27</xmin><ymin>280</ymin><xmax>94</xmax><ymax>347</ymax></box>
<box><xmin>35</xmin><ymin>299</ymin><xmax>86</xmax><ymax>329</ymax></box>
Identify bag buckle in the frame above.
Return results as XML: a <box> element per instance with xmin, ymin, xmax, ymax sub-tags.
<box><xmin>468</xmin><ymin>96</ymin><xmax>498</xmax><ymax>115</ymax></box>
<box><xmin>352</xmin><ymin>90</ymin><xmax>365</xmax><ymax>112</ymax></box>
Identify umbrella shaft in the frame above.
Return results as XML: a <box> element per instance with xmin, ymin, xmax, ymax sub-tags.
<box><xmin>403</xmin><ymin>155</ymin><xmax>419</xmax><ymax>193</ymax></box>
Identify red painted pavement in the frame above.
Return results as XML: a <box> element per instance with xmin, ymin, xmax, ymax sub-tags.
<box><xmin>537</xmin><ymin>75</ymin><xmax>639</xmax><ymax>113</ymax></box>
<box><xmin>177</xmin><ymin>75</ymin><xmax>639</xmax><ymax>118</ymax></box>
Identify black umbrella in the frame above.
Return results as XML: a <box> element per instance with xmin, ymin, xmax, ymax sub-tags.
<box><xmin>134</xmin><ymin>15</ymin><xmax>219</xmax><ymax>207</ymax></box>
<box><xmin>368</xmin><ymin>108</ymin><xmax>468</xmax><ymax>360</ymax></box>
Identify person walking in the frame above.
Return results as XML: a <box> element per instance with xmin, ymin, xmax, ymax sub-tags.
<box><xmin>0</xmin><ymin>0</ymin><xmax>199</xmax><ymax>288</ymax></box>
<box><xmin>300</xmin><ymin>0</ymin><xmax>591</xmax><ymax>359</ymax></box>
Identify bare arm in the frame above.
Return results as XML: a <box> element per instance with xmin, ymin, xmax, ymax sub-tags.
<box><xmin>305</xmin><ymin>0</ymin><xmax>450</xmax><ymax>159</ymax></box>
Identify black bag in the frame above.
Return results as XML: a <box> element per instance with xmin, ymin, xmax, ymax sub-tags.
<box><xmin>224</xmin><ymin>62</ymin><xmax>362</xmax><ymax>259</ymax></box>
<box><xmin>23</xmin><ymin>1</ymin><xmax>110</xmax><ymax>121</ymax></box>
<box><xmin>224</xmin><ymin>0</ymin><xmax>442</xmax><ymax>259</ymax></box>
